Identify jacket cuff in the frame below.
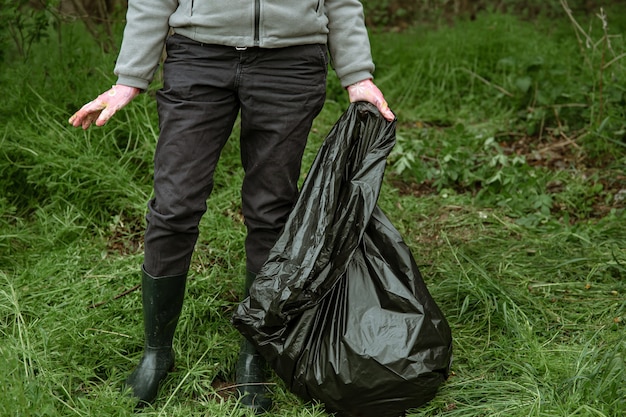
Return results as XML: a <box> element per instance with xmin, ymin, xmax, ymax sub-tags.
<box><xmin>115</xmin><ymin>75</ymin><xmax>150</xmax><ymax>92</ymax></box>
<box><xmin>340</xmin><ymin>71</ymin><xmax>374</xmax><ymax>88</ymax></box>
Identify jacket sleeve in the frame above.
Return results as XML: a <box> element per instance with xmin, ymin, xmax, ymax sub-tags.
<box><xmin>114</xmin><ymin>0</ymin><xmax>179</xmax><ymax>90</ymax></box>
<box><xmin>324</xmin><ymin>0</ymin><xmax>375</xmax><ymax>87</ymax></box>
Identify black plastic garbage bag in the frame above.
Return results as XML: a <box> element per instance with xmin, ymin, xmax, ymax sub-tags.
<box><xmin>232</xmin><ymin>102</ymin><xmax>453</xmax><ymax>417</ymax></box>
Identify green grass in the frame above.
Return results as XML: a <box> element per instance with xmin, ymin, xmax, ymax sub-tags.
<box><xmin>1</xmin><ymin>6</ymin><xmax>625</xmax><ymax>417</ymax></box>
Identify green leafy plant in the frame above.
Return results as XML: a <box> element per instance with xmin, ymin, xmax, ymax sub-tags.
<box><xmin>0</xmin><ymin>0</ymin><xmax>59</xmax><ymax>61</ymax></box>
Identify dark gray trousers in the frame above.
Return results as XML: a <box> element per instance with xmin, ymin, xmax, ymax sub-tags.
<box><xmin>143</xmin><ymin>34</ymin><xmax>328</xmax><ymax>277</ymax></box>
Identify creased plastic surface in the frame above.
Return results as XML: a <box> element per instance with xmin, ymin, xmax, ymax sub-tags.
<box><xmin>232</xmin><ymin>102</ymin><xmax>453</xmax><ymax>417</ymax></box>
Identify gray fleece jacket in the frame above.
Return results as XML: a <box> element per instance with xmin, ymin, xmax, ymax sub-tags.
<box><xmin>114</xmin><ymin>0</ymin><xmax>375</xmax><ymax>90</ymax></box>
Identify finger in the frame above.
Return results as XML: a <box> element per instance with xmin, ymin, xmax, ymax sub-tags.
<box><xmin>68</xmin><ymin>113</ymin><xmax>80</xmax><ymax>127</ymax></box>
<box><xmin>381</xmin><ymin>109</ymin><xmax>396</xmax><ymax>122</ymax></box>
<box><xmin>80</xmin><ymin>99</ymin><xmax>107</xmax><ymax>113</ymax></box>
<box><xmin>69</xmin><ymin>100</ymin><xmax>106</xmax><ymax>127</ymax></box>
<box><xmin>69</xmin><ymin>110</ymin><xmax>92</xmax><ymax>128</ymax></box>
<box><xmin>377</xmin><ymin>100</ymin><xmax>395</xmax><ymax>121</ymax></box>
<box><xmin>81</xmin><ymin>111</ymin><xmax>101</xmax><ymax>130</ymax></box>
<box><xmin>95</xmin><ymin>105</ymin><xmax>118</xmax><ymax>127</ymax></box>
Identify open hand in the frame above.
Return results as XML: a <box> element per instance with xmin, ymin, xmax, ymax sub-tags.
<box><xmin>69</xmin><ymin>84</ymin><xmax>140</xmax><ymax>129</ymax></box>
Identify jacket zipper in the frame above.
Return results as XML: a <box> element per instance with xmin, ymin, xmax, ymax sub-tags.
<box><xmin>254</xmin><ymin>0</ymin><xmax>260</xmax><ymax>45</ymax></box>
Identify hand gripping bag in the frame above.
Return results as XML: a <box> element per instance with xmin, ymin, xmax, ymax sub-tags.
<box><xmin>232</xmin><ymin>102</ymin><xmax>453</xmax><ymax>417</ymax></box>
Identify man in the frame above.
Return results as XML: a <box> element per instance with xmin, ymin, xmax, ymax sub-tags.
<box><xmin>69</xmin><ymin>0</ymin><xmax>394</xmax><ymax>413</ymax></box>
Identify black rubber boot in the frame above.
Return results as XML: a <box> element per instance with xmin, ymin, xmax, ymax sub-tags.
<box><xmin>125</xmin><ymin>266</ymin><xmax>186</xmax><ymax>406</ymax></box>
<box><xmin>235</xmin><ymin>271</ymin><xmax>272</xmax><ymax>414</ymax></box>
